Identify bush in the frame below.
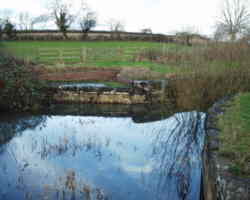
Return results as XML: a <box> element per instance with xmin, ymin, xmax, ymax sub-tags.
<box><xmin>134</xmin><ymin>48</ymin><xmax>164</xmax><ymax>62</ymax></box>
<box><xmin>0</xmin><ymin>23</ymin><xmax>3</xmax><ymax>40</ymax></box>
<box><xmin>0</xmin><ymin>52</ymin><xmax>47</xmax><ymax>111</ymax></box>
<box><xmin>4</xmin><ymin>20</ymin><xmax>16</xmax><ymax>40</ymax></box>
<box><xmin>166</xmin><ymin>68</ymin><xmax>250</xmax><ymax>111</ymax></box>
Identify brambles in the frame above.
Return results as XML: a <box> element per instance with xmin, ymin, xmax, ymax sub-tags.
<box><xmin>0</xmin><ymin>52</ymin><xmax>47</xmax><ymax>111</ymax></box>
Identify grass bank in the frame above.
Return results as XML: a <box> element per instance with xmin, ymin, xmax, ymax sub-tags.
<box><xmin>218</xmin><ymin>93</ymin><xmax>250</xmax><ymax>176</ymax></box>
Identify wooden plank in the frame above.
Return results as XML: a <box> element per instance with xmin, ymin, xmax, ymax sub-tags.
<box><xmin>62</xmin><ymin>57</ymin><xmax>80</xmax><ymax>59</ymax></box>
<box><xmin>39</xmin><ymin>57</ymin><xmax>59</xmax><ymax>60</ymax></box>
<box><xmin>39</xmin><ymin>53</ymin><xmax>59</xmax><ymax>56</ymax></box>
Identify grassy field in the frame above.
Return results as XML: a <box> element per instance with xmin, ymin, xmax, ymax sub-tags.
<box><xmin>0</xmin><ymin>41</ymin><xmax>186</xmax><ymax>74</ymax></box>
<box><xmin>218</xmin><ymin>93</ymin><xmax>250</xmax><ymax>176</ymax></box>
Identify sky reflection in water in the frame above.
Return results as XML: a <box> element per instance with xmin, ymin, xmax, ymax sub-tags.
<box><xmin>0</xmin><ymin>111</ymin><xmax>205</xmax><ymax>200</ymax></box>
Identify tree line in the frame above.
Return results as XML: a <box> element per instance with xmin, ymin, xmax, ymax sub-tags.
<box><xmin>0</xmin><ymin>0</ymin><xmax>128</xmax><ymax>40</ymax></box>
<box><xmin>0</xmin><ymin>0</ymin><xmax>250</xmax><ymax>41</ymax></box>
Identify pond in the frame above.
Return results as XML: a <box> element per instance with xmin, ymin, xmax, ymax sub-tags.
<box><xmin>0</xmin><ymin>107</ymin><xmax>206</xmax><ymax>200</ymax></box>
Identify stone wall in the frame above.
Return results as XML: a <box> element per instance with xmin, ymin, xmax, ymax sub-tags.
<box><xmin>52</xmin><ymin>86</ymin><xmax>164</xmax><ymax>105</ymax></box>
<box><xmin>203</xmin><ymin>96</ymin><xmax>250</xmax><ymax>200</ymax></box>
<box><xmin>2</xmin><ymin>30</ymin><xmax>174</xmax><ymax>42</ymax></box>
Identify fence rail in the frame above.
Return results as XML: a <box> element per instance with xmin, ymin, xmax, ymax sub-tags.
<box><xmin>3</xmin><ymin>44</ymin><xmax>181</xmax><ymax>65</ymax></box>
<box><xmin>36</xmin><ymin>47</ymin><xmax>149</xmax><ymax>64</ymax></box>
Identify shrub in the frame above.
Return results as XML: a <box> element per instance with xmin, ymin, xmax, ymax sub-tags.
<box><xmin>4</xmin><ymin>20</ymin><xmax>16</xmax><ymax>40</ymax></box>
<box><xmin>0</xmin><ymin>52</ymin><xmax>47</xmax><ymax>111</ymax></box>
<box><xmin>167</xmin><ymin>67</ymin><xmax>250</xmax><ymax>111</ymax></box>
<box><xmin>134</xmin><ymin>48</ymin><xmax>164</xmax><ymax>62</ymax></box>
<box><xmin>0</xmin><ymin>21</ymin><xmax>3</xmax><ymax>40</ymax></box>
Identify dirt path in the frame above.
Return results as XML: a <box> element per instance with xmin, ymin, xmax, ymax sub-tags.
<box><xmin>40</xmin><ymin>71</ymin><xmax>119</xmax><ymax>81</ymax></box>
<box><xmin>38</xmin><ymin>67</ymin><xmax>120</xmax><ymax>82</ymax></box>
<box><xmin>36</xmin><ymin>66</ymin><xmax>167</xmax><ymax>82</ymax></box>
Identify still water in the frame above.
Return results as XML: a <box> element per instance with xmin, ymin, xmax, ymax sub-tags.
<box><xmin>0</xmin><ymin>111</ymin><xmax>205</xmax><ymax>200</ymax></box>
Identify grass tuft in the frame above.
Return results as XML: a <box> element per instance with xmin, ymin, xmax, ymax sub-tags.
<box><xmin>218</xmin><ymin>93</ymin><xmax>250</xmax><ymax>177</ymax></box>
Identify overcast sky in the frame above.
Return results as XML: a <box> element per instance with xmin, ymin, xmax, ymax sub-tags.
<box><xmin>1</xmin><ymin>0</ymin><xmax>223</xmax><ymax>36</ymax></box>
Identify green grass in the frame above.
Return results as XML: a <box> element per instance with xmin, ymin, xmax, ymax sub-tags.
<box><xmin>0</xmin><ymin>41</ymin><xmax>180</xmax><ymax>74</ymax></box>
<box><xmin>218</xmin><ymin>93</ymin><xmax>250</xmax><ymax>177</ymax></box>
<box><xmin>92</xmin><ymin>61</ymin><xmax>175</xmax><ymax>73</ymax></box>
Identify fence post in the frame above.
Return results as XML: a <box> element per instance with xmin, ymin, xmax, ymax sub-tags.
<box><xmin>37</xmin><ymin>48</ymin><xmax>40</xmax><ymax>63</ymax></box>
<box><xmin>81</xmin><ymin>47</ymin><xmax>87</xmax><ymax>64</ymax></box>
<box><xmin>35</xmin><ymin>48</ymin><xmax>39</xmax><ymax>63</ymax></box>
<box><xmin>59</xmin><ymin>48</ymin><xmax>64</xmax><ymax>66</ymax></box>
<box><xmin>161</xmin><ymin>80</ymin><xmax>167</xmax><ymax>103</ymax></box>
<box><xmin>24</xmin><ymin>57</ymin><xmax>30</xmax><ymax>65</ymax></box>
<box><xmin>162</xmin><ymin>44</ymin><xmax>166</xmax><ymax>56</ymax></box>
<box><xmin>117</xmin><ymin>46</ymin><xmax>122</xmax><ymax>61</ymax></box>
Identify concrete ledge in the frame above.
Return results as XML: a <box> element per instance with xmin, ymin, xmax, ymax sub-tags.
<box><xmin>53</xmin><ymin>90</ymin><xmax>149</xmax><ymax>104</ymax></box>
<box><xmin>51</xmin><ymin>82</ymin><xmax>166</xmax><ymax>104</ymax></box>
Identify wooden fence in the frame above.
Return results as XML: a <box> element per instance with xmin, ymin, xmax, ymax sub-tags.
<box><xmin>37</xmin><ymin>47</ymin><xmax>147</xmax><ymax>64</ymax></box>
<box><xmin>3</xmin><ymin>44</ymin><xmax>179</xmax><ymax>65</ymax></box>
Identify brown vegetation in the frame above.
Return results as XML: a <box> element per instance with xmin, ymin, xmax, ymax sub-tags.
<box><xmin>163</xmin><ymin>42</ymin><xmax>250</xmax><ymax>111</ymax></box>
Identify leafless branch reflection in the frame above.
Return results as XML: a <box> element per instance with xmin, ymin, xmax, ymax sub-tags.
<box><xmin>148</xmin><ymin>112</ymin><xmax>205</xmax><ymax>200</ymax></box>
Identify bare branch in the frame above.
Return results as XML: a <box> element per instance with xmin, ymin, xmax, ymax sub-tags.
<box><xmin>216</xmin><ymin>0</ymin><xmax>250</xmax><ymax>40</ymax></box>
<box><xmin>48</xmin><ymin>0</ymin><xmax>75</xmax><ymax>39</ymax></box>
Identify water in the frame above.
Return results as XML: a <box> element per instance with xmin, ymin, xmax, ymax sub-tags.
<box><xmin>0</xmin><ymin>110</ymin><xmax>206</xmax><ymax>200</ymax></box>
<box><xmin>51</xmin><ymin>83</ymin><xmax>108</xmax><ymax>89</ymax></box>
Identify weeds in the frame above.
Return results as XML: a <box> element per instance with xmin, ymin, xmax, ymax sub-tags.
<box><xmin>167</xmin><ymin>67</ymin><xmax>250</xmax><ymax>111</ymax></box>
<box><xmin>0</xmin><ymin>51</ymin><xmax>47</xmax><ymax>111</ymax></box>
<box><xmin>218</xmin><ymin>93</ymin><xmax>250</xmax><ymax>176</ymax></box>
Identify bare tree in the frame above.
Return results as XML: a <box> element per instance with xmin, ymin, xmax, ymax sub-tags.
<box><xmin>4</xmin><ymin>20</ymin><xmax>16</xmax><ymax>40</ymax></box>
<box><xmin>17</xmin><ymin>12</ymin><xmax>35</xmax><ymax>30</ymax></box>
<box><xmin>217</xmin><ymin>0</ymin><xmax>250</xmax><ymax>41</ymax></box>
<box><xmin>107</xmin><ymin>19</ymin><xmax>124</xmax><ymax>32</ymax></box>
<box><xmin>175</xmin><ymin>28</ymin><xmax>198</xmax><ymax>46</ymax></box>
<box><xmin>78</xmin><ymin>2</ymin><xmax>97</xmax><ymax>39</ymax></box>
<box><xmin>214</xmin><ymin>24</ymin><xmax>227</xmax><ymax>42</ymax></box>
<box><xmin>0</xmin><ymin>19</ymin><xmax>4</xmax><ymax>40</ymax></box>
<box><xmin>31</xmin><ymin>14</ymin><xmax>51</xmax><ymax>30</ymax></box>
<box><xmin>0</xmin><ymin>9</ymin><xmax>13</xmax><ymax>40</ymax></box>
<box><xmin>0</xmin><ymin>9</ymin><xmax>14</xmax><ymax>21</ymax></box>
<box><xmin>141</xmin><ymin>28</ymin><xmax>152</xmax><ymax>34</ymax></box>
<box><xmin>48</xmin><ymin>0</ymin><xmax>74</xmax><ymax>39</ymax></box>
<box><xmin>107</xmin><ymin>18</ymin><xmax>125</xmax><ymax>39</ymax></box>
<box><xmin>79</xmin><ymin>12</ymin><xmax>97</xmax><ymax>39</ymax></box>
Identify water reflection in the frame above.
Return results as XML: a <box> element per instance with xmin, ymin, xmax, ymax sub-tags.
<box><xmin>0</xmin><ymin>112</ymin><xmax>205</xmax><ymax>200</ymax></box>
<box><xmin>149</xmin><ymin>112</ymin><xmax>205</xmax><ymax>200</ymax></box>
<box><xmin>0</xmin><ymin>114</ymin><xmax>47</xmax><ymax>146</ymax></box>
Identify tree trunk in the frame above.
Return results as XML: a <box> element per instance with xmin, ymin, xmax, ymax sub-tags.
<box><xmin>62</xmin><ymin>31</ymin><xmax>68</xmax><ymax>40</ymax></box>
<box><xmin>81</xmin><ymin>32</ymin><xmax>88</xmax><ymax>40</ymax></box>
<box><xmin>230</xmin><ymin>33</ymin><xmax>236</xmax><ymax>41</ymax></box>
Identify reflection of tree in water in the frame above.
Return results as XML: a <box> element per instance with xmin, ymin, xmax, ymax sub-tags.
<box><xmin>0</xmin><ymin>113</ymin><xmax>205</xmax><ymax>200</ymax></box>
<box><xmin>39</xmin><ymin>133</ymin><xmax>109</xmax><ymax>161</ymax></box>
<box><xmin>0</xmin><ymin>115</ymin><xmax>47</xmax><ymax>146</ymax></box>
<box><xmin>148</xmin><ymin>112</ymin><xmax>205</xmax><ymax>200</ymax></box>
<box><xmin>0</xmin><ymin>116</ymin><xmax>110</xmax><ymax>200</ymax></box>
<box><xmin>38</xmin><ymin>169</ymin><xmax>108</xmax><ymax>200</ymax></box>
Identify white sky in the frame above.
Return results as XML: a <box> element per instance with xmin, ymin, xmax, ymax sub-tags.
<box><xmin>1</xmin><ymin>0</ymin><xmax>223</xmax><ymax>36</ymax></box>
